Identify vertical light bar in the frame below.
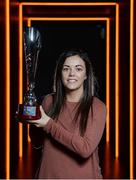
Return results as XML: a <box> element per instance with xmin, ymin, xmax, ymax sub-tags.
<box><xmin>5</xmin><ymin>0</ymin><xmax>10</xmax><ymax>178</ymax></box>
<box><xmin>19</xmin><ymin>3</ymin><xmax>23</xmax><ymax>158</ymax></box>
<box><xmin>130</xmin><ymin>0</ymin><xmax>134</xmax><ymax>178</ymax></box>
<box><xmin>27</xmin><ymin>19</ymin><xmax>31</xmax><ymax>27</ymax></box>
<box><xmin>115</xmin><ymin>3</ymin><xmax>119</xmax><ymax>158</ymax></box>
<box><xmin>106</xmin><ymin>19</ymin><xmax>110</xmax><ymax>143</ymax></box>
<box><xmin>27</xmin><ymin>19</ymin><xmax>31</xmax><ymax>143</ymax></box>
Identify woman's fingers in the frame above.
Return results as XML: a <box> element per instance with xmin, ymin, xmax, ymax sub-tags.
<box><xmin>25</xmin><ymin>106</ymin><xmax>50</xmax><ymax>128</ymax></box>
<box><xmin>40</xmin><ymin>106</ymin><xmax>45</xmax><ymax>116</ymax></box>
<box><xmin>27</xmin><ymin>119</ymin><xmax>41</xmax><ymax>124</ymax></box>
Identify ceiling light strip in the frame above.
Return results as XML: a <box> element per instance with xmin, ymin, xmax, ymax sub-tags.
<box><xmin>21</xmin><ymin>2</ymin><xmax>117</xmax><ymax>6</ymax></box>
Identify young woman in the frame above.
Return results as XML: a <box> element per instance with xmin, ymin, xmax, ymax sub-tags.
<box><xmin>29</xmin><ymin>49</ymin><xmax>106</xmax><ymax>179</ymax></box>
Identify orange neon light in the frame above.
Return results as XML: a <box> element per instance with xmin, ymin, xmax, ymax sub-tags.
<box><xmin>27</xmin><ymin>19</ymin><xmax>31</xmax><ymax>27</ymax></box>
<box><xmin>115</xmin><ymin>3</ymin><xmax>119</xmax><ymax>158</ymax></box>
<box><xmin>21</xmin><ymin>2</ymin><xmax>117</xmax><ymax>6</ymax></box>
<box><xmin>27</xmin><ymin>19</ymin><xmax>31</xmax><ymax>143</ymax></box>
<box><xmin>19</xmin><ymin>2</ymin><xmax>119</xmax><ymax>158</ymax></box>
<box><xmin>28</xmin><ymin>17</ymin><xmax>110</xmax><ymax>143</ymax></box>
<box><xmin>27</xmin><ymin>17</ymin><xmax>109</xmax><ymax>21</ymax></box>
<box><xmin>5</xmin><ymin>0</ymin><xmax>10</xmax><ymax>178</ymax></box>
<box><xmin>19</xmin><ymin>4</ymin><xmax>23</xmax><ymax>158</ymax></box>
<box><xmin>106</xmin><ymin>19</ymin><xmax>110</xmax><ymax>143</ymax></box>
<box><xmin>130</xmin><ymin>0</ymin><xmax>134</xmax><ymax>178</ymax></box>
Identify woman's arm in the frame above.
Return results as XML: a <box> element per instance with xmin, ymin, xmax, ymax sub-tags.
<box><xmin>43</xmin><ymin>98</ymin><xmax>106</xmax><ymax>158</ymax></box>
<box><xmin>29</xmin><ymin>94</ymin><xmax>52</xmax><ymax>149</ymax></box>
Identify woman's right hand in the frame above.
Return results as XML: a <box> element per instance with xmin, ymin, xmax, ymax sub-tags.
<box><xmin>26</xmin><ymin>106</ymin><xmax>51</xmax><ymax>128</ymax></box>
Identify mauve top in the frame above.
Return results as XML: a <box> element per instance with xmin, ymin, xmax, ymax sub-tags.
<box><xmin>36</xmin><ymin>94</ymin><xmax>106</xmax><ymax>179</ymax></box>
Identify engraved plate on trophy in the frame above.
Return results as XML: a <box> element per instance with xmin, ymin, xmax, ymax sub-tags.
<box><xmin>16</xmin><ymin>27</ymin><xmax>42</xmax><ymax>121</ymax></box>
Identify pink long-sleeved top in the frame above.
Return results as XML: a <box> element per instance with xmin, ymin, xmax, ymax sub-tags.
<box><xmin>37</xmin><ymin>94</ymin><xmax>106</xmax><ymax>179</ymax></box>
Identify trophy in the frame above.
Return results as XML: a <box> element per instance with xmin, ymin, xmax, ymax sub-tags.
<box><xmin>16</xmin><ymin>27</ymin><xmax>42</xmax><ymax>121</ymax></box>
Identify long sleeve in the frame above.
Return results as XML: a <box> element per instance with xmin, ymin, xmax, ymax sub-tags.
<box><xmin>29</xmin><ymin>94</ymin><xmax>53</xmax><ymax>149</ymax></box>
<box><xmin>43</xmin><ymin>97</ymin><xmax>106</xmax><ymax>158</ymax></box>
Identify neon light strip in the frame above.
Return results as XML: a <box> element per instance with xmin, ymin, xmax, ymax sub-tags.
<box><xmin>5</xmin><ymin>0</ymin><xmax>10</xmax><ymax>178</ymax></box>
<box><xmin>21</xmin><ymin>2</ymin><xmax>117</xmax><ymax>6</ymax></box>
<box><xmin>130</xmin><ymin>0</ymin><xmax>134</xmax><ymax>178</ymax></box>
<box><xmin>106</xmin><ymin>19</ymin><xmax>110</xmax><ymax>143</ymax></box>
<box><xmin>28</xmin><ymin>17</ymin><xmax>110</xmax><ymax>143</ymax></box>
<box><xmin>27</xmin><ymin>18</ymin><xmax>31</xmax><ymax>143</ymax></box>
<box><xmin>19</xmin><ymin>2</ymin><xmax>118</xmax><ymax>157</ymax></box>
<box><xmin>115</xmin><ymin>3</ymin><xmax>119</xmax><ymax>158</ymax></box>
<box><xmin>19</xmin><ymin>4</ymin><xmax>23</xmax><ymax>158</ymax></box>
<box><xmin>27</xmin><ymin>17</ymin><xmax>108</xmax><ymax>21</ymax></box>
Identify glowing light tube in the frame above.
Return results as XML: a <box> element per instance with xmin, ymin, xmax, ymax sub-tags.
<box><xmin>5</xmin><ymin>0</ymin><xmax>10</xmax><ymax>178</ymax></box>
<box><xmin>130</xmin><ymin>0</ymin><xmax>134</xmax><ymax>178</ymax></box>
<box><xmin>19</xmin><ymin>4</ymin><xmax>23</xmax><ymax>158</ymax></box>
<box><xmin>115</xmin><ymin>3</ymin><xmax>119</xmax><ymax>158</ymax></box>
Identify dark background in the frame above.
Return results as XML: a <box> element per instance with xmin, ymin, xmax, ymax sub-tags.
<box><xmin>32</xmin><ymin>21</ymin><xmax>106</xmax><ymax>103</ymax></box>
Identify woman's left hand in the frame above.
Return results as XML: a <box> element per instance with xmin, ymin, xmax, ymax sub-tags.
<box><xmin>27</xmin><ymin>106</ymin><xmax>51</xmax><ymax>128</ymax></box>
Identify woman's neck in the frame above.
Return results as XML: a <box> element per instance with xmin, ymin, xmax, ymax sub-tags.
<box><xmin>66</xmin><ymin>90</ymin><xmax>83</xmax><ymax>102</ymax></box>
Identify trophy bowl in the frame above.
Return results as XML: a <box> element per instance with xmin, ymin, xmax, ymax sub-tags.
<box><xmin>16</xmin><ymin>27</ymin><xmax>42</xmax><ymax>121</ymax></box>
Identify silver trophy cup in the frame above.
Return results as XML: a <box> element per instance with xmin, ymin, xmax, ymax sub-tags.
<box><xmin>16</xmin><ymin>27</ymin><xmax>42</xmax><ymax>121</ymax></box>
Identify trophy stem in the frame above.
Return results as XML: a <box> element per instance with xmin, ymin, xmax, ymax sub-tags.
<box><xmin>24</xmin><ymin>82</ymin><xmax>37</xmax><ymax>106</ymax></box>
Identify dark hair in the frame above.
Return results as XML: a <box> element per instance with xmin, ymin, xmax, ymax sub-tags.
<box><xmin>48</xmin><ymin>49</ymin><xmax>97</xmax><ymax>136</ymax></box>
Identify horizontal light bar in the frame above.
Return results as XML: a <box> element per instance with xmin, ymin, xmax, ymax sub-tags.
<box><xmin>21</xmin><ymin>2</ymin><xmax>117</xmax><ymax>6</ymax></box>
<box><xmin>27</xmin><ymin>17</ymin><xmax>109</xmax><ymax>22</ymax></box>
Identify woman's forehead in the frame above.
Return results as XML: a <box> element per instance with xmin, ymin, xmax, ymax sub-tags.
<box><xmin>63</xmin><ymin>55</ymin><xmax>85</xmax><ymax>66</ymax></box>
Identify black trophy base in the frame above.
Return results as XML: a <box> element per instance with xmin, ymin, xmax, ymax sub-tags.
<box><xmin>16</xmin><ymin>104</ymin><xmax>41</xmax><ymax>121</ymax></box>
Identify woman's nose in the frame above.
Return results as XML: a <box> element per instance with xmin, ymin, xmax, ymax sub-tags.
<box><xmin>69</xmin><ymin>68</ymin><xmax>75</xmax><ymax>76</ymax></box>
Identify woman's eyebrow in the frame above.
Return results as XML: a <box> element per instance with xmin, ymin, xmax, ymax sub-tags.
<box><xmin>63</xmin><ymin>65</ymin><xmax>70</xmax><ymax>67</ymax></box>
<box><xmin>63</xmin><ymin>64</ymin><xmax>84</xmax><ymax>68</ymax></box>
<box><xmin>75</xmin><ymin>65</ymin><xmax>84</xmax><ymax>68</ymax></box>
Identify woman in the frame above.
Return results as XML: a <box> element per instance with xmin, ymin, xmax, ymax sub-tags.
<box><xmin>29</xmin><ymin>49</ymin><xmax>106</xmax><ymax>179</ymax></box>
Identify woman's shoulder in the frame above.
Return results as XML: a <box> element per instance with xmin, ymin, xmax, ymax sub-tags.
<box><xmin>44</xmin><ymin>93</ymin><xmax>54</xmax><ymax>101</ymax></box>
<box><xmin>42</xmin><ymin>93</ymin><xmax>54</xmax><ymax>108</ymax></box>
<box><xmin>92</xmin><ymin>96</ymin><xmax>106</xmax><ymax>112</ymax></box>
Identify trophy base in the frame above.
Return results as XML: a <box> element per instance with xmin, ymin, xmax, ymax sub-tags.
<box><xmin>16</xmin><ymin>104</ymin><xmax>41</xmax><ymax>121</ymax></box>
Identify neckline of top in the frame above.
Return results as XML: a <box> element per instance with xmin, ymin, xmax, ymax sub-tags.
<box><xmin>65</xmin><ymin>100</ymin><xmax>80</xmax><ymax>104</ymax></box>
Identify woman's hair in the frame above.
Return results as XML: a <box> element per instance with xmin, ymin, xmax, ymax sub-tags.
<box><xmin>48</xmin><ymin>49</ymin><xmax>97</xmax><ymax>136</ymax></box>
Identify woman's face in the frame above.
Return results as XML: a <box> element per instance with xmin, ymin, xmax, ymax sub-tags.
<box><xmin>61</xmin><ymin>55</ymin><xmax>87</xmax><ymax>93</ymax></box>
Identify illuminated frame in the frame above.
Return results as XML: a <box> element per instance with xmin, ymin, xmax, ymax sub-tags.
<box><xmin>19</xmin><ymin>2</ymin><xmax>117</xmax><ymax>157</ymax></box>
<box><xmin>26</xmin><ymin>17</ymin><xmax>110</xmax><ymax>145</ymax></box>
<box><xmin>4</xmin><ymin>1</ymin><xmax>134</xmax><ymax>179</ymax></box>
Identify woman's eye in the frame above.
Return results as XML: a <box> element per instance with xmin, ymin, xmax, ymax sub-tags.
<box><xmin>76</xmin><ymin>68</ymin><xmax>83</xmax><ymax>71</ymax></box>
<box><xmin>63</xmin><ymin>67</ymin><xmax>69</xmax><ymax>71</ymax></box>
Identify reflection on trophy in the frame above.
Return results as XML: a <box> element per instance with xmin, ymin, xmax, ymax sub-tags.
<box><xmin>16</xmin><ymin>27</ymin><xmax>42</xmax><ymax>121</ymax></box>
